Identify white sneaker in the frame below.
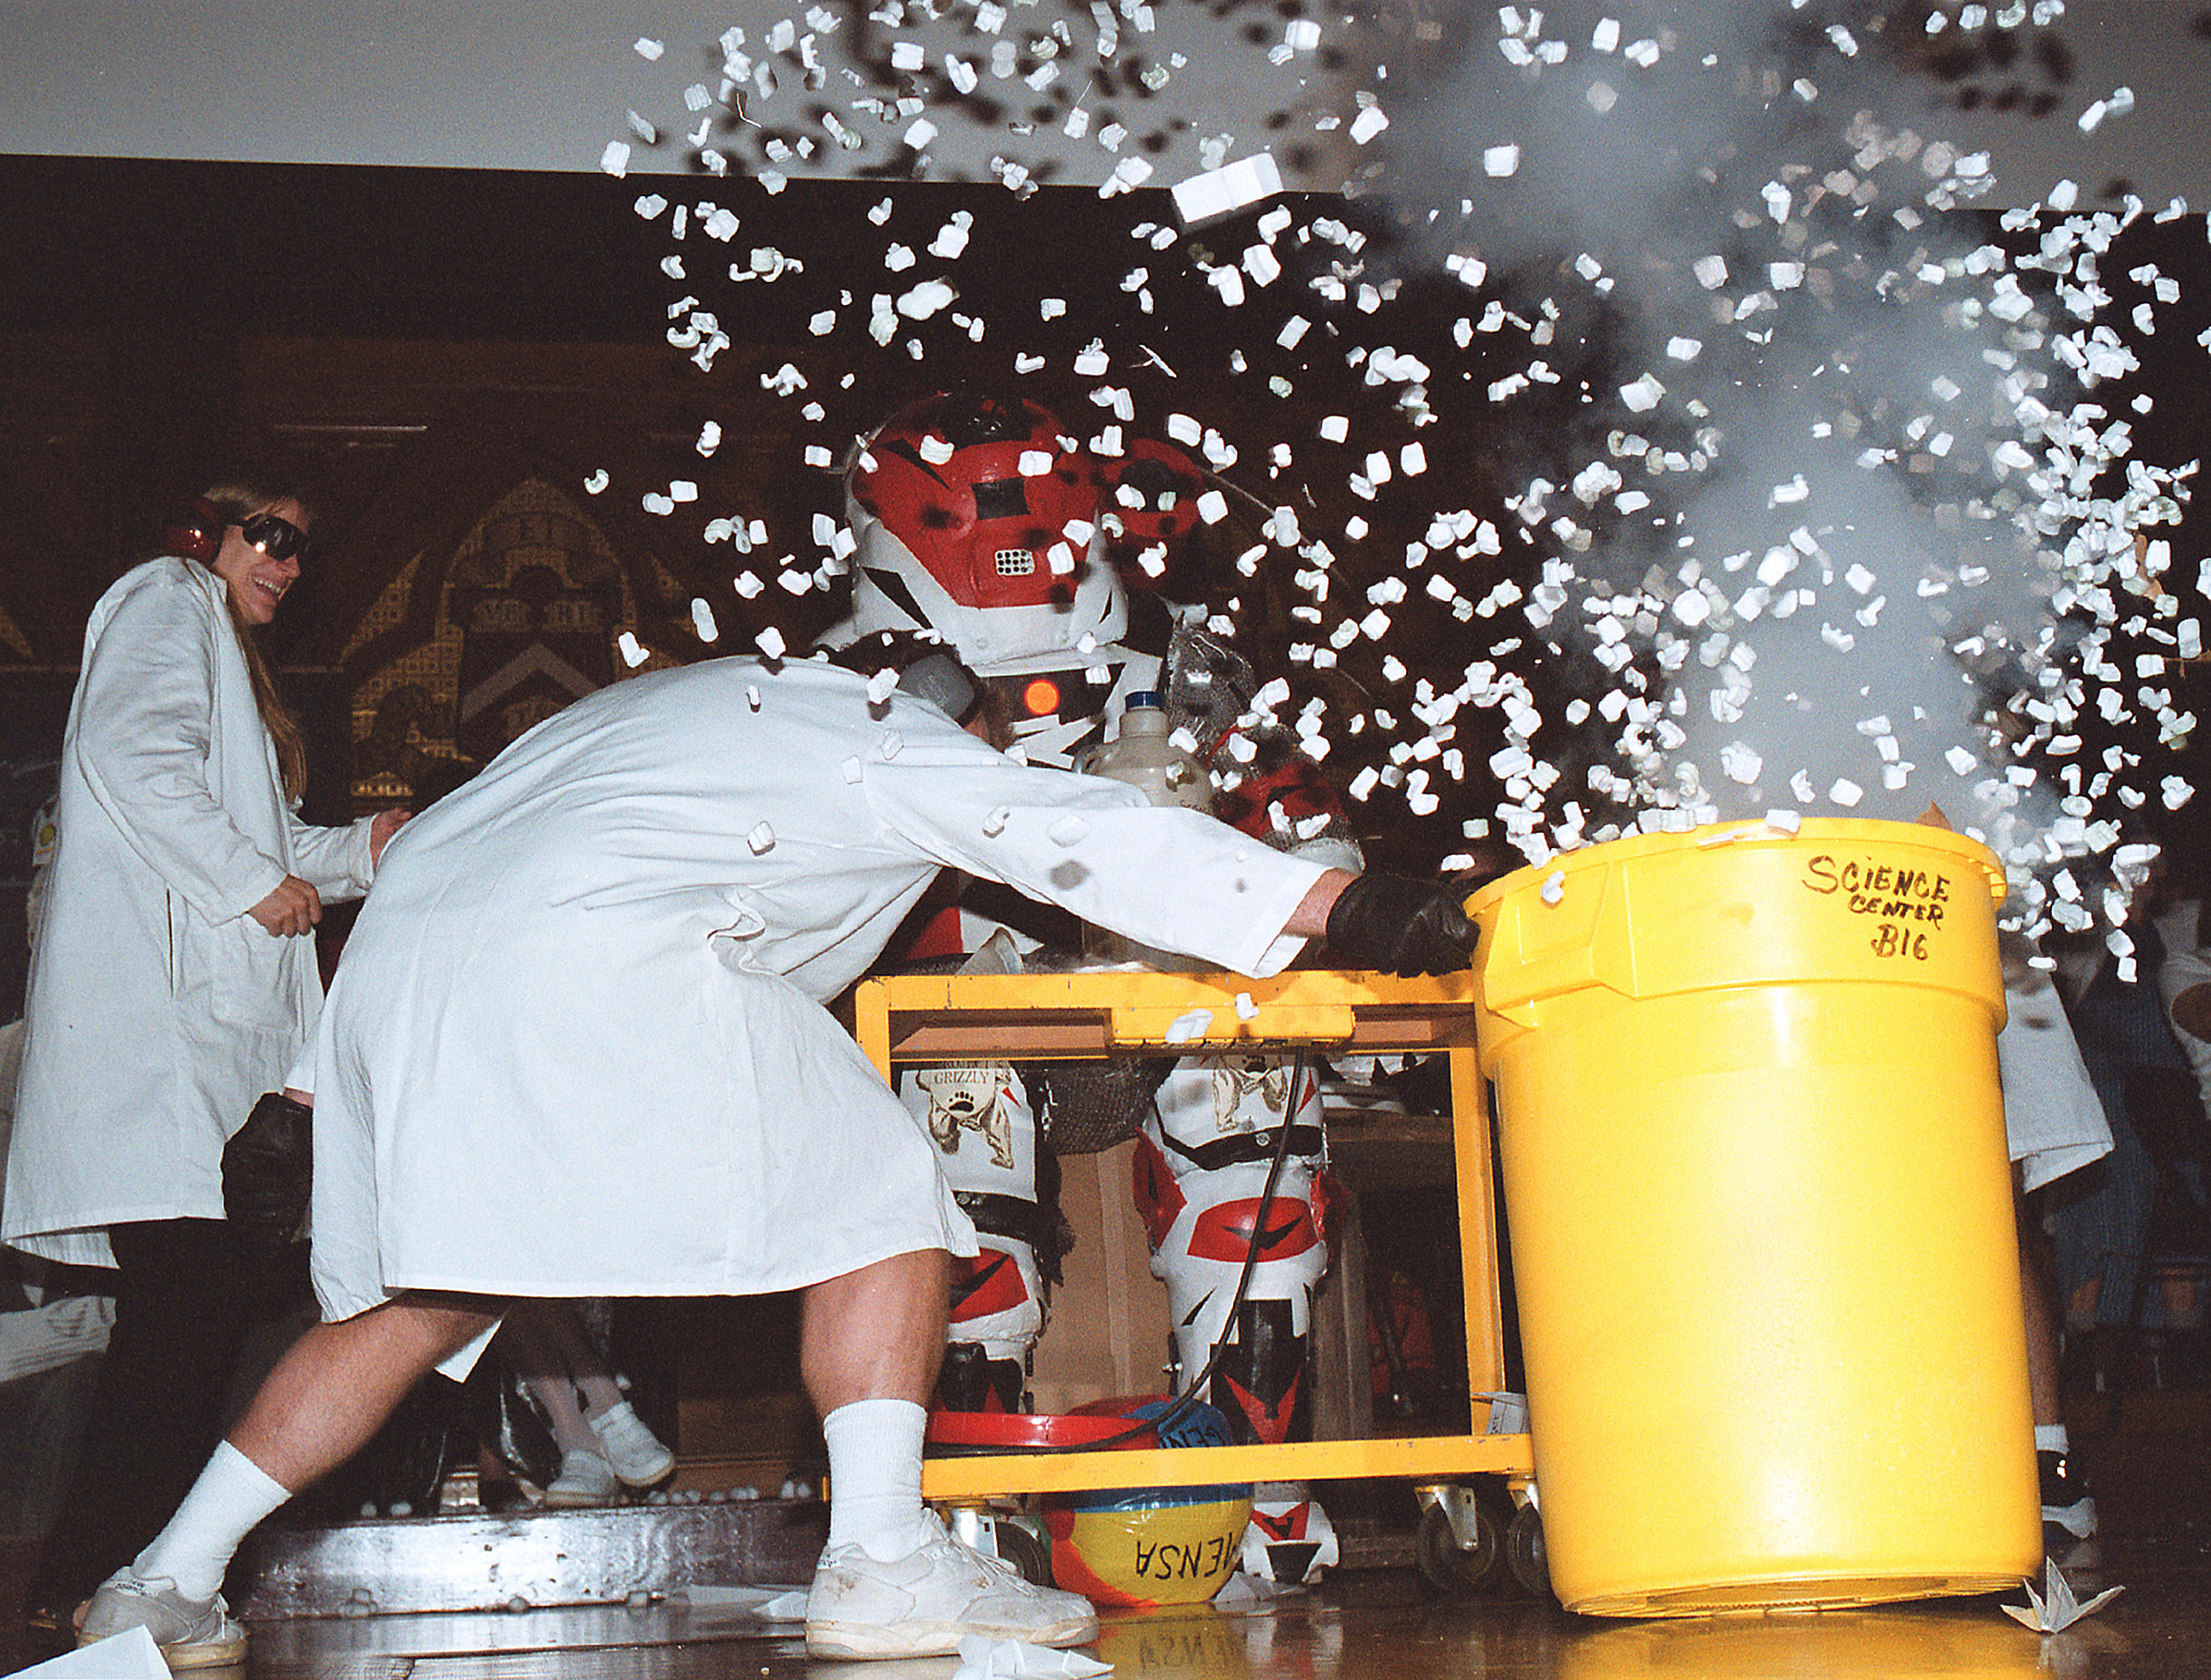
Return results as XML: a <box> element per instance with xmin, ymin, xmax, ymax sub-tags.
<box><xmin>542</xmin><ymin>1447</ymin><xmax>620</xmax><ymax>1507</ymax></box>
<box><xmin>78</xmin><ymin>1570</ymin><xmax>247</xmax><ymax>1670</ymax></box>
<box><xmin>806</xmin><ymin>1512</ymin><xmax>1098</xmax><ymax>1659</ymax></box>
<box><xmin>591</xmin><ymin>1400</ymin><xmax>676</xmax><ymax>1488</ymax></box>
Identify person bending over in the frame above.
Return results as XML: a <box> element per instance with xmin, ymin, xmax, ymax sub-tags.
<box><xmin>78</xmin><ymin>648</ymin><xmax>1473</xmax><ymax>1665</ymax></box>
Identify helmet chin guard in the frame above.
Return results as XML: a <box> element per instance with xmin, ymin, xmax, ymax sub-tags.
<box><xmin>831</xmin><ymin>393</ymin><xmax>1129</xmax><ymax>672</ymax></box>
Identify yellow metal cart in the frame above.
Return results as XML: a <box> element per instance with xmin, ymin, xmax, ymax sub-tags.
<box><xmin>848</xmin><ymin>968</ymin><xmax>1534</xmax><ymax>1516</ymax></box>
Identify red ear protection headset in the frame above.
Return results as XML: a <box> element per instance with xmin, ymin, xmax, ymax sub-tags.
<box><xmin>162</xmin><ymin>498</ymin><xmax>226</xmax><ymax>564</ymax></box>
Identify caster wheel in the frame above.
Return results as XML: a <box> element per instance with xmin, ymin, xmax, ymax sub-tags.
<box><xmin>1416</xmin><ymin>1495</ymin><xmax>1503</xmax><ymax>1597</ymax></box>
<box><xmin>1506</xmin><ymin>1501</ymin><xmax>1550</xmax><ymax>1599</ymax></box>
<box><xmin>994</xmin><ymin>1522</ymin><xmax>1053</xmax><ymax>1588</ymax></box>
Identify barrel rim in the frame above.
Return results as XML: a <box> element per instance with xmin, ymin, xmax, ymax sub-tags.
<box><xmin>1465</xmin><ymin>817</ymin><xmax>2007</xmax><ymax>917</ymax></box>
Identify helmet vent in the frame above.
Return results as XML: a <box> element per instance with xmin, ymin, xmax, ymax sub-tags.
<box><xmin>972</xmin><ymin>477</ymin><xmax>1031</xmax><ymax>520</ymax></box>
<box><xmin>994</xmin><ymin>548</ymin><xmax>1037</xmax><ymax>577</ymax></box>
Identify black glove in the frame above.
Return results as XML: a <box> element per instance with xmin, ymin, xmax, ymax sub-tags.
<box><xmin>223</xmin><ymin>1090</ymin><xmax>314</xmax><ymax>1256</ymax></box>
<box><xmin>1324</xmin><ymin>874</ymin><xmax>1479</xmax><ymax>977</ymax></box>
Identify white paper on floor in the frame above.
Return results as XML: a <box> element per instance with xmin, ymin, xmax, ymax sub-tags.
<box><xmin>672</xmin><ymin>1583</ymin><xmax>809</xmax><ymax>1623</ymax></box>
<box><xmin>2002</xmin><ymin>1560</ymin><xmax>2123</xmax><ymax>1632</ymax></box>
<box><xmin>5</xmin><ymin>1625</ymin><xmax>168</xmax><ymax>1679</ymax></box>
<box><xmin>951</xmin><ymin>1633</ymin><xmax>1113</xmax><ymax>1680</ymax></box>
<box><xmin>1212</xmin><ymin>1571</ymin><xmax>1307</xmax><ymax>1608</ymax></box>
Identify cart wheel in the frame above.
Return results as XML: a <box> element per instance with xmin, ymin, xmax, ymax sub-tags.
<box><xmin>994</xmin><ymin>1523</ymin><xmax>1054</xmax><ymax>1588</ymax></box>
<box><xmin>1416</xmin><ymin>1496</ymin><xmax>1503</xmax><ymax>1597</ymax></box>
<box><xmin>1506</xmin><ymin>1501</ymin><xmax>1550</xmax><ymax>1599</ymax></box>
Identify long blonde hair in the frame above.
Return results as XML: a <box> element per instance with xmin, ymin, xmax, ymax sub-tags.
<box><xmin>192</xmin><ymin>475</ymin><xmax>311</xmax><ymax>800</ymax></box>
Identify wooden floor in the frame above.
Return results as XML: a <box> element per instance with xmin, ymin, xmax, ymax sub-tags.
<box><xmin>7</xmin><ymin>1548</ymin><xmax>2211</xmax><ymax>1680</ymax></box>
<box><xmin>5</xmin><ymin>1386</ymin><xmax>2206</xmax><ymax>1680</ymax></box>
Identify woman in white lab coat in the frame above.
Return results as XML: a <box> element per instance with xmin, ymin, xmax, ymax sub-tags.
<box><xmin>4</xmin><ymin>474</ymin><xmax>402</xmax><ymax>1626</ymax></box>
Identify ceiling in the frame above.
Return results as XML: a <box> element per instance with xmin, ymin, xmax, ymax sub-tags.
<box><xmin>2</xmin><ymin>2</ymin><xmax>2207</xmax><ymax>209</ymax></box>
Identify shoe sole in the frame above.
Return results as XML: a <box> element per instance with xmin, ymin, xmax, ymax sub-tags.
<box><xmin>806</xmin><ymin>1609</ymin><xmax>1098</xmax><ymax>1659</ymax></box>
<box><xmin>541</xmin><ymin>1487</ymin><xmax>621</xmax><ymax>1508</ymax></box>
<box><xmin>79</xmin><ymin>1628</ymin><xmax>248</xmax><ymax>1670</ymax></box>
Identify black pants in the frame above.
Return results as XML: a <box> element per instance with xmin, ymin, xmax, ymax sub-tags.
<box><xmin>25</xmin><ymin>1218</ymin><xmax>256</xmax><ymax>1615</ymax></box>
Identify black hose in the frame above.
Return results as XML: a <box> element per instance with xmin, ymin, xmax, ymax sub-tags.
<box><xmin>1014</xmin><ymin>1102</ymin><xmax>1304</xmax><ymax>1455</ymax></box>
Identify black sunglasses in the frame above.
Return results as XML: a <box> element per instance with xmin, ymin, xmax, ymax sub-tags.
<box><xmin>239</xmin><ymin>511</ymin><xmax>311</xmax><ymax>563</ymax></box>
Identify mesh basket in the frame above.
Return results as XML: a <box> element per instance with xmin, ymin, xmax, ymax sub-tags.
<box><xmin>1021</xmin><ymin>1057</ymin><xmax>1175</xmax><ymax>1155</ymax></box>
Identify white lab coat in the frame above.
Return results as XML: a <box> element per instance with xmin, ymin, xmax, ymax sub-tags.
<box><xmin>303</xmin><ymin>656</ymin><xmax>1327</xmax><ymax>1320</ymax></box>
<box><xmin>4</xmin><ymin>559</ymin><xmax>379</xmax><ymax>1267</ymax></box>
<box><xmin>0</xmin><ymin>1019</ymin><xmax>117</xmax><ymax>1381</ymax></box>
<box><xmin>1996</xmin><ymin>972</ymin><xmax>2112</xmax><ymax>1193</ymax></box>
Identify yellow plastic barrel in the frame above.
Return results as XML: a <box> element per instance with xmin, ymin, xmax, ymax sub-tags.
<box><xmin>1465</xmin><ymin>818</ymin><xmax>2040</xmax><ymax>1615</ymax></box>
<box><xmin>1561</xmin><ymin>1607</ymin><xmax>2054</xmax><ymax>1677</ymax></box>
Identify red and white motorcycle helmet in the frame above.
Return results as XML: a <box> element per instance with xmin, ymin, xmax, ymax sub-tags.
<box><xmin>825</xmin><ymin>393</ymin><xmax>1162</xmax><ymax>764</ymax></box>
<box><xmin>831</xmin><ymin>392</ymin><xmax>1132</xmax><ymax>676</ymax></box>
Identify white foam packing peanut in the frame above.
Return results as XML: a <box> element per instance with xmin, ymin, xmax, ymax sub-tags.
<box><xmin>1170</xmin><ymin>153</ymin><xmax>1283</xmax><ymax>225</ymax></box>
<box><xmin>897</xmin><ymin>280</ymin><xmax>956</xmax><ymax>319</ymax></box>
<box><xmin>1165</xmin><ymin>1009</ymin><xmax>1215</xmax><ymax>1044</ymax></box>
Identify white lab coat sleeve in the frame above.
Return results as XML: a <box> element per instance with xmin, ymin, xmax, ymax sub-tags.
<box><xmin>2158</xmin><ymin>949</ymin><xmax>2211</xmax><ymax>1020</ymax></box>
<box><xmin>2157</xmin><ymin>949</ymin><xmax>2211</xmax><ymax>1123</ymax></box>
<box><xmin>860</xmin><ymin>725</ymin><xmax>1328</xmax><ymax>978</ymax></box>
<box><xmin>0</xmin><ymin>1294</ymin><xmax>115</xmax><ymax>1386</ymax></box>
<box><xmin>1996</xmin><ymin>975</ymin><xmax>2113</xmax><ymax>1193</ymax></box>
<box><xmin>71</xmin><ymin>576</ymin><xmax>288</xmax><ymax>925</ymax></box>
<box><xmin>287</xmin><ymin>809</ymin><xmax>379</xmax><ymax>902</ymax></box>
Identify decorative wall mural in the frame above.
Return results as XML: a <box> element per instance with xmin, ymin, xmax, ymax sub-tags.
<box><xmin>342</xmin><ymin>478</ymin><xmax>685</xmax><ymax>806</ymax></box>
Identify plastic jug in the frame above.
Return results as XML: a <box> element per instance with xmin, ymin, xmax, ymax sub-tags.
<box><xmin>1083</xmin><ymin>692</ymin><xmax>1212</xmax><ymax>966</ymax></box>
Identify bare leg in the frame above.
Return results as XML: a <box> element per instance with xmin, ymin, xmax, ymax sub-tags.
<box><xmin>802</xmin><ymin>1247</ymin><xmax>950</xmax><ymax>1553</ymax></box>
<box><xmin>498</xmin><ymin>1304</ymin><xmax>608</xmax><ymax>1455</ymax></box>
<box><xmin>2066</xmin><ymin>1275</ymin><xmax>2101</xmax><ymax>1334</ymax></box>
<box><xmin>2021</xmin><ymin>1216</ymin><xmax>2062</xmax><ymax>1427</ymax></box>
<box><xmin>798</xmin><ymin>1249</ymin><xmax>1097</xmax><ymax>1656</ymax></box>
<box><xmin>800</xmin><ymin>1248</ymin><xmax>950</xmax><ymax>1414</ymax></box>
<box><xmin>2163</xmin><ymin>1271</ymin><xmax>2199</xmax><ymax>1328</ymax></box>
<box><xmin>230</xmin><ymin>1295</ymin><xmax>502</xmax><ymax>1491</ymax></box>
<box><xmin>93</xmin><ymin>1294</ymin><xmax>501</xmax><ymax>1620</ymax></box>
<box><xmin>501</xmin><ymin>1301</ymin><xmax>627</xmax><ymax>1432</ymax></box>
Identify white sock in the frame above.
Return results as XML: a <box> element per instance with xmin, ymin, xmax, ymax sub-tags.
<box><xmin>822</xmin><ymin>1398</ymin><xmax>929</xmax><ymax>1562</ymax></box>
<box><xmin>134</xmin><ymin>1441</ymin><xmax>293</xmax><ymax>1601</ymax></box>
<box><xmin>2035</xmin><ymin>1424</ymin><xmax>2069</xmax><ymax>1455</ymax></box>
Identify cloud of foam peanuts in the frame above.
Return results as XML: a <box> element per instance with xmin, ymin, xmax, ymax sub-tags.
<box><xmin>607</xmin><ymin>1</ymin><xmax>2208</xmax><ymax>963</ymax></box>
